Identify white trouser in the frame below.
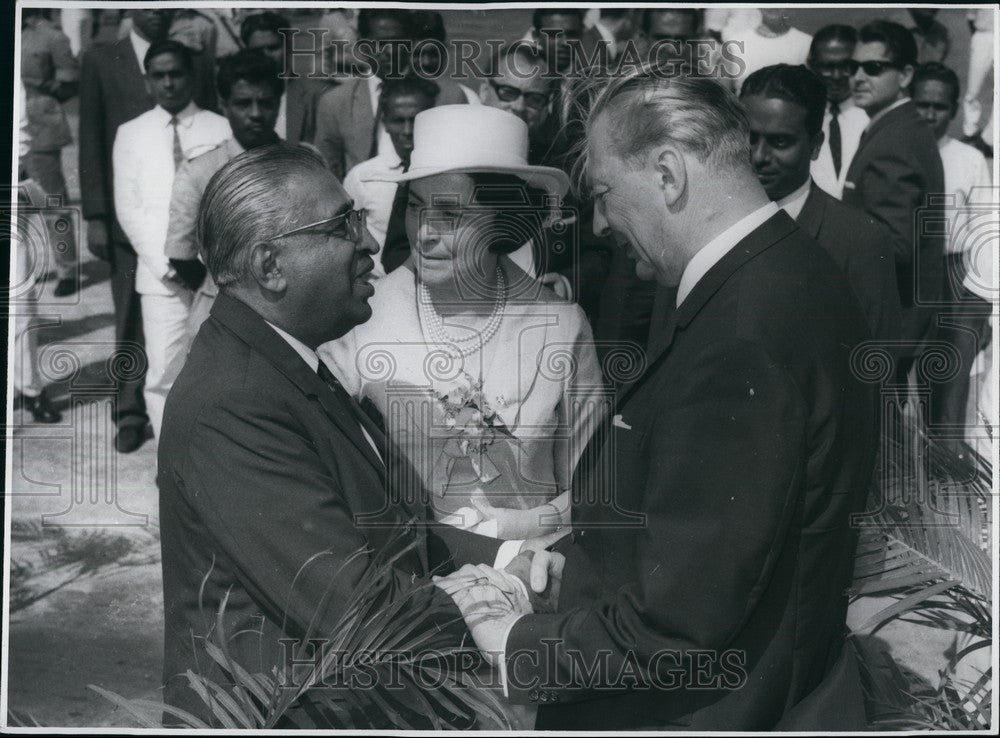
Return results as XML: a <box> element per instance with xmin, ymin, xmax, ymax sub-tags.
<box><xmin>12</xmin><ymin>210</ymin><xmax>48</xmax><ymax>397</ymax></box>
<box><xmin>141</xmin><ymin>290</ymin><xmax>194</xmax><ymax>437</ymax></box>
<box><xmin>963</xmin><ymin>30</ymin><xmax>994</xmax><ymax>136</ymax></box>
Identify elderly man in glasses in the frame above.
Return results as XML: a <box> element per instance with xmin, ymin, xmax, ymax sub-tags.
<box><xmin>157</xmin><ymin>143</ymin><xmax>531</xmax><ymax>727</ymax></box>
<box><xmin>843</xmin><ymin>20</ymin><xmax>945</xmax><ymax>386</ymax></box>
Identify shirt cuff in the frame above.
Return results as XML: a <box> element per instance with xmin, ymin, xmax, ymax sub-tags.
<box><xmin>497</xmin><ymin>614</ymin><xmax>524</xmax><ymax>698</ymax></box>
<box><xmin>493</xmin><ymin>539</ymin><xmax>523</xmax><ymax>570</ymax></box>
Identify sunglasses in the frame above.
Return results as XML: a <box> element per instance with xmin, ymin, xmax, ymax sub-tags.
<box><xmin>488</xmin><ymin>79</ymin><xmax>551</xmax><ymax>110</ymax></box>
<box><xmin>846</xmin><ymin>59</ymin><xmax>904</xmax><ymax>77</ymax></box>
<box><xmin>269</xmin><ymin>208</ymin><xmax>368</xmax><ymax>242</ymax></box>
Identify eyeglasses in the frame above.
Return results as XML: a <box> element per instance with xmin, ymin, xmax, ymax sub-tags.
<box><xmin>269</xmin><ymin>208</ymin><xmax>368</xmax><ymax>242</ymax></box>
<box><xmin>845</xmin><ymin>59</ymin><xmax>904</xmax><ymax>77</ymax></box>
<box><xmin>488</xmin><ymin>79</ymin><xmax>551</xmax><ymax>110</ymax></box>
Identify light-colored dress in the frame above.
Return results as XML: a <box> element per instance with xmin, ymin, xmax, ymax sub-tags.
<box><xmin>320</xmin><ymin>260</ymin><xmax>608</xmax><ymax>537</ymax></box>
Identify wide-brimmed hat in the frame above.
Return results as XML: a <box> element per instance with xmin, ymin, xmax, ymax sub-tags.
<box><xmin>361</xmin><ymin>104</ymin><xmax>570</xmax><ymax>198</ymax></box>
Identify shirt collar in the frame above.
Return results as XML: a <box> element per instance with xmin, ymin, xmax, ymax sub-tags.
<box><xmin>676</xmin><ymin>201</ymin><xmax>780</xmax><ymax>307</ymax></box>
<box><xmin>864</xmin><ymin>95</ymin><xmax>910</xmax><ymax>130</ymax></box>
<box><xmin>265</xmin><ymin>320</ymin><xmax>319</xmax><ymax>373</ymax></box>
<box><xmin>154</xmin><ymin>101</ymin><xmax>199</xmax><ymax>127</ymax></box>
<box><xmin>776</xmin><ymin>179</ymin><xmax>812</xmax><ymax>220</ymax></box>
<box><xmin>937</xmin><ymin>134</ymin><xmax>953</xmax><ymax>149</ymax></box>
<box><xmin>828</xmin><ymin>97</ymin><xmax>856</xmax><ymax>114</ymax></box>
<box><xmin>129</xmin><ymin>30</ymin><xmax>151</xmax><ymax>70</ymax></box>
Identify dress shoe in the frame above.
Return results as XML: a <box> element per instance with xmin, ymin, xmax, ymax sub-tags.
<box><xmin>53</xmin><ymin>278</ymin><xmax>79</xmax><ymax>297</ymax></box>
<box><xmin>115</xmin><ymin>425</ymin><xmax>146</xmax><ymax>453</ymax></box>
<box><xmin>18</xmin><ymin>392</ymin><xmax>62</xmax><ymax>423</ymax></box>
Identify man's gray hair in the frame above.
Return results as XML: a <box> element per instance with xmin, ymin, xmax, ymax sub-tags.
<box><xmin>196</xmin><ymin>143</ymin><xmax>329</xmax><ymax>287</ymax></box>
<box><xmin>579</xmin><ymin>64</ymin><xmax>751</xmax><ymax>187</ymax></box>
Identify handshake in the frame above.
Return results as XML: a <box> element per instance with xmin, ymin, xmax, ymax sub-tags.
<box><xmin>433</xmin><ymin>535</ymin><xmax>567</xmax><ymax>667</ymax></box>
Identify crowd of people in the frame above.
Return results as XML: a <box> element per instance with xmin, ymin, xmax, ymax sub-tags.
<box><xmin>12</xmin><ymin>6</ymin><xmax>996</xmax><ymax>731</ymax></box>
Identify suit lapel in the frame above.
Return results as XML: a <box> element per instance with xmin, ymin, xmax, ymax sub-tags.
<box><xmin>796</xmin><ymin>184</ymin><xmax>825</xmax><ymax>240</ymax></box>
<box><xmin>209</xmin><ymin>294</ymin><xmax>387</xmax><ymax>478</ymax></box>
<box><xmin>616</xmin><ymin>211</ymin><xmax>800</xmax><ymax>410</ymax></box>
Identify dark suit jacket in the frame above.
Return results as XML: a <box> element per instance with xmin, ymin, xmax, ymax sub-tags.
<box><xmin>313</xmin><ymin>76</ymin><xmax>467</xmax><ymax>180</ymax></box>
<box><xmin>505</xmin><ymin>212</ymin><xmax>878</xmax><ymax>730</ymax></box>
<box><xmin>158</xmin><ymin>294</ymin><xmax>500</xmax><ymax>727</ymax></box>
<box><xmin>843</xmin><ymin>100</ymin><xmax>945</xmax><ymax>342</ymax></box>
<box><xmin>78</xmin><ymin>37</ymin><xmax>216</xmax><ymax>243</ymax></box>
<box><xmin>796</xmin><ymin>183</ymin><xmax>902</xmax><ymax>344</ymax></box>
<box><xmin>285</xmin><ymin>76</ymin><xmax>328</xmax><ymax>145</ymax></box>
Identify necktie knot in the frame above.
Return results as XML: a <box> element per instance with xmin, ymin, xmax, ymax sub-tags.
<box><xmin>829</xmin><ymin>102</ymin><xmax>841</xmax><ymax>117</ymax></box>
<box><xmin>317</xmin><ymin>360</ymin><xmax>342</xmax><ymax>390</ymax></box>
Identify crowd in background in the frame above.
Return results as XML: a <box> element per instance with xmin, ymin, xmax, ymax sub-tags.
<box><xmin>15</xmin><ymin>6</ymin><xmax>996</xmax><ymax>454</ymax></box>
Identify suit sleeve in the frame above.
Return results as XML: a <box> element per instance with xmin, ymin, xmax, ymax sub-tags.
<box><xmin>855</xmin><ymin>149</ymin><xmax>932</xmax><ymax>269</ymax></box>
<box><xmin>78</xmin><ymin>49</ymin><xmax>109</xmax><ymax>222</ymax></box>
<box><xmin>164</xmin><ymin>158</ymin><xmax>205</xmax><ymax>260</ymax></box>
<box><xmin>180</xmin><ymin>390</ymin><xmax>466</xmax><ymax>646</ymax></box>
<box><xmin>313</xmin><ymin>89</ymin><xmax>347</xmax><ymax>180</ymax></box>
<box><xmin>503</xmin><ymin>338</ymin><xmax>808</xmax><ymax>704</ymax></box>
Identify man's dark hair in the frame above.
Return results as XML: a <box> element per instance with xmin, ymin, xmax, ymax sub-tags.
<box><xmin>411</xmin><ymin>10</ymin><xmax>447</xmax><ymax>43</ymax></box>
<box><xmin>912</xmin><ymin>61</ymin><xmax>961</xmax><ymax>113</ymax></box>
<box><xmin>216</xmin><ymin>50</ymin><xmax>285</xmax><ymax>101</ymax></box>
<box><xmin>490</xmin><ymin>42</ymin><xmax>552</xmax><ymax>81</ymax></box>
<box><xmin>858</xmin><ymin>20</ymin><xmax>918</xmax><ymax>68</ymax></box>
<box><xmin>642</xmin><ymin>9</ymin><xmax>702</xmax><ymax>35</ymax></box>
<box><xmin>809</xmin><ymin>23</ymin><xmax>858</xmax><ymax>60</ymax></box>
<box><xmin>357</xmin><ymin>9</ymin><xmax>413</xmax><ymax>39</ymax></box>
<box><xmin>144</xmin><ymin>39</ymin><xmax>194</xmax><ymax>73</ymax></box>
<box><xmin>740</xmin><ymin>64</ymin><xmax>828</xmax><ymax>137</ymax></box>
<box><xmin>239</xmin><ymin>10</ymin><xmax>290</xmax><ymax>45</ymax></box>
<box><xmin>532</xmin><ymin>8</ymin><xmax>584</xmax><ymax>31</ymax></box>
<box><xmin>468</xmin><ymin>173</ymin><xmax>549</xmax><ymax>255</ymax></box>
<box><xmin>379</xmin><ymin>77</ymin><xmax>440</xmax><ymax>110</ymax></box>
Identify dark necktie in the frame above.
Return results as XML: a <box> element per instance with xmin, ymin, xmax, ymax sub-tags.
<box><xmin>828</xmin><ymin>102</ymin><xmax>842</xmax><ymax>178</ymax></box>
<box><xmin>170</xmin><ymin>116</ymin><xmax>184</xmax><ymax>170</ymax></box>
<box><xmin>317</xmin><ymin>360</ymin><xmax>386</xmax><ymax>467</ymax></box>
<box><xmin>381</xmin><ymin>161</ymin><xmax>411</xmax><ymax>273</ymax></box>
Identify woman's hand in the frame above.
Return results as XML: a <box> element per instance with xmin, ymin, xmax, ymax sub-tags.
<box><xmin>471</xmin><ymin>492</ymin><xmax>563</xmax><ymax>540</ymax></box>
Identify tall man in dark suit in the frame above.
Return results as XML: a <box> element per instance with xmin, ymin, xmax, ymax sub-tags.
<box><xmin>158</xmin><ymin>144</ymin><xmax>551</xmax><ymax>727</ymax></box>
<box><xmin>740</xmin><ymin>63</ymin><xmax>902</xmax><ymax>344</ymax></box>
<box><xmin>78</xmin><ymin>8</ymin><xmax>172</xmax><ymax>452</ymax></box>
<box><xmin>843</xmin><ymin>21</ymin><xmax>945</xmax><ymax>381</ymax></box>
<box><xmin>437</xmin><ymin>71</ymin><xmax>878</xmax><ymax>730</ymax></box>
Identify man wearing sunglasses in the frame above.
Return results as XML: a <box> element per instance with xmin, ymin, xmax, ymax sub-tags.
<box><xmin>843</xmin><ymin>21</ymin><xmax>944</xmax><ymax>384</ymax></box>
<box><xmin>807</xmin><ymin>25</ymin><xmax>869</xmax><ymax>199</ymax></box>
<box><xmin>480</xmin><ymin>44</ymin><xmax>556</xmax><ymax>164</ymax></box>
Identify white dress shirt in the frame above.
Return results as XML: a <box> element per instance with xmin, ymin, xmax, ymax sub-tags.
<box><xmin>275</xmin><ymin>91</ymin><xmax>288</xmax><ymax>140</ymax></box>
<box><xmin>938</xmin><ymin>135</ymin><xmax>993</xmax><ymax>254</ymax></box>
<box><xmin>676</xmin><ymin>202</ymin><xmax>780</xmax><ymax>306</ymax></box>
<box><xmin>811</xmin><ymin>98</ymin><xmax>868</xmax><ymax>200</ymax></box>
<box><xmin>594</xmin><ymin>20</ymin><xmax>618</xmax><ymax>60</ymax></box>
<box><xmin>863</xmin><ymin>95</ymin><xmax>910</xmax><ymax>131</ymax></box>
<box><xmin>343</xmin><ymin>148</ymin><xmax>405</xmax><ymax>267</ymax></box>
<box><xmin>366</xmin><ymin>76</ymin><xmax>393</xmax><ymax>155</ymax></box>
<box><xmin>129</xmin><ymin>29</ymin><xmax>151</xmax><ymax>70</ymax></box>
<box><xmin>113</xmin><ymin>102</ymin><xmax>231</xmax><ymax>295</ymax></box>
<box><xmin>776</xmin><ymin>179</ymin><xmax>811</xmax><ymax>220</ymax></box>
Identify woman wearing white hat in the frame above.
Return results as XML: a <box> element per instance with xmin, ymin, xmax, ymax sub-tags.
<box><xmin>321</xmin><ymin>105</ymin><xmax>606</xmax><ymax>540</ymax></box>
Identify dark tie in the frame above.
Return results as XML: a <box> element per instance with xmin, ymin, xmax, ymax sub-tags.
<box><xmin>317</xmin><ymin>360</ymin><xmax>386</xmax><ymax>467</ymax></box>
<box><xmin>828</xmin><ymin>103</ymin><xmax>842</xmax><ymax>178</ymax></box>
<box><xmin>381</xmin><ymin>162</ymin><xmax>411</xmax><ymax>273</ymax></box>
<box><xmin>170</xmin><ymin>116</ymin><xmax>184</xmax><ymax>170</ymax></box>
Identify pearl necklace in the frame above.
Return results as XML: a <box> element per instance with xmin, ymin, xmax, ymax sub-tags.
<box><xmin>419</xmin><ymin>266</ymin><xmax>507</xmax><ymax>358</ymax></box>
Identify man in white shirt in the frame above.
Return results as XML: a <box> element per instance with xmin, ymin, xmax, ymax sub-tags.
<box><xmin>911</xmin><ymin>62</ymin><xmax>993</xmax><ymax>437</ymax></box>
<box><xmin>808</xmin><ymin>25</ymin><xmax>869</xmax><ymax>199</ymax></box>
<box><xmin>732</xmin><ymin>8</ymin><xmax>812</xmax><ymax>94</ymax></box>
<box><xmin>343</xmin><ymin>77</ymin><xmax>437</xmax><ymax>275</ymax></box>
<box><xmin>113</xmin><ymin>40</ymin><xmax>231</xmax><ymax>438</ymax></box>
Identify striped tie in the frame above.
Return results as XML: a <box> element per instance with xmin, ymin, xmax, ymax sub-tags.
<box><xmin>170</xmin><ymin>116</ymin><xmax>184</xmax><ymax>170</ymax></box>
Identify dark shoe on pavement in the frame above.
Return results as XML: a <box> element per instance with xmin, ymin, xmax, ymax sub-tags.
<box><xmin>53</xmin><ymin>278</ymin><xmax>79</xmax><ymax>297</ymax></box>
<box><xmin>115</xmin><ymin>425</ymin><xmax>146</xmax><ymax>453</ymax></box>
<box><xmin>18</xmin><ymin>392</ymin><xmax>62</xmax><ymax>423</ymax></box>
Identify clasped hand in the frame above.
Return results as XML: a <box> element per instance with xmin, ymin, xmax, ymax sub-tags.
<box><xmin>433</xmin><ymin>547</ymin><xmax>566</xmax><ymax>666</ymax></box>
